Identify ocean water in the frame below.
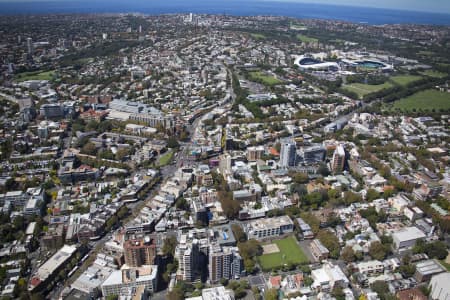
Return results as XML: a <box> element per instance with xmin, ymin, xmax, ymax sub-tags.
<box><xmin>0</xmin><ymin>0</ymin><xmax>450</xmax><ymax>25</ymax></box>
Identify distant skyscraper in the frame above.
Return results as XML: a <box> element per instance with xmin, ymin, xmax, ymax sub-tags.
<box><xmin>189</xmin><ymin>13</ymin><xmax>193</xmax><ymax>22</ymax></box>
<box><xmin>18</xmin><ymin>35</ymin><xmax>21</xmax><ymax>44</ymax></box>
<box><xmin>332</xmin><ymin>144</ymin><xmax>346</xmax><ymax>173</ymax></box>
<box><xmin>27</xmin><ymin>37</ymin><xmax>32</xmax><ymax>54</ymax></box>
<box><xmin>138</xmin><ymin>25</ymin><xmax>142</xmax><ymax>33</ymax></box>
<box><xmin>280</xmin><ymin>140</ymin><xmax>297</xmax><ymax>168</ymax></box>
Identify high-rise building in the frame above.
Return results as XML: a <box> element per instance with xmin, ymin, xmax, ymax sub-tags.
<box><xmin>176</xmin><ymin>235</ymin><xmax>200</xmax><ymax>282</ymax></box>
<box><xmin>247</xmin><ymin>146</ymin><xmax>264</xmax><ymax>161</ymax></box>
<box><xmin>331</xmin><ymin>144</ymin><xmax>346</xmax><ymax>173</ymax></box>
<box><xmin>27</xmin><ymin>37</ymin><xmax>32</xmax><ymax>54</ymax></box>
<box><xmin>123</xmin><ymin>234</ymin><xmax>157</xmax><ymax>267</ymax></box>
<box><xmin>280</xmin><ymin>140</ymin><xmax>297</xmax><ymax>168</ymax></box>
<box><xmin>208</xmin><ymin>244</ymin><xmax>243</xmax><ymax>283</ymax></box>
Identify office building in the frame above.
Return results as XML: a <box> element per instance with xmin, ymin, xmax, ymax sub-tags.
<box><xmin>109</xmin><ymin>99</ymin><xmax>175</xmax><ymax>130</ymax></box>
<box><xmin>280</xmin><ymin>141</ymin><xmax>297</xmax><ymax>168</ymax></box>
<box><xmin>331</xmin><ymin>144</ymin><xmax>346</xmax><ymax>173</ymax></box>
<box><xmin>244</xmin><ymin>215</ymin><xmax>294</xmax><ymax>240</ymax></box>
<box><xmin>123</xmin><ymin>234</ymin><xmax>157</xmax><ymax>267</ymax></box>
<box><xmin>40</xmin><ymin>103</ymin><xmax>63</xmax><ymax>119</ymax></box>
<box><xmin>299</xmin><ymin>145</ymin><xmax>326</xmax><ymax>164</ymax></box>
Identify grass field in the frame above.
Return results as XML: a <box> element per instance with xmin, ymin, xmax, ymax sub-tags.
<box><xmin>420</xmin><ymin>70</ymin><xmax>448</xmax><ymax>78</ymax></box>
<box><xmin>15</xmin><ymin>70</ymin><xmax>55</xmax><ymax>82</ymax></box>
<box><xmin>158</xmin><ymin>151</ymin><xmax>174</xmax><ymax>167</ymax></box>
<box><xmin>390</xmin><ymin>75</ymin><xmax>423</xmax><ymax>86</ymax></box>
<box><xmin>258</xmin><ymin>237</ymin><xmax>308</xmax><ymax>270</ymax></box>
<box><xmin>343</xmin><ymin>82</ymin><xmax>393</xmax><ymax>98</ymax></box>
<box><xmin>296</xmin><ymin>34</ymin><xmax>318</xmax><ymax>43</ymax></box>
<box><xmin>391</xmin><ymin>89</ymin><xmax>450</xmax><ymax>112</ymax></box>
<box><xmin>251</xmin><ymin>33</ymin><xmax>266</xmax><ymax>40</ymax></box>
<box><xmin>249</xmin><ymin>71</ymin><xmax>282</xmax><ymax>86</ymax></box>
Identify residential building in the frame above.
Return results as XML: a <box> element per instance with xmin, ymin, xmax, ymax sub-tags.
<box><xmin>247</xmin><ymin>146</ymin><xmax>264</xmax><ymax>161</ymax></box>
<box><xmin>309</xmin><ymin>239</ymin><xmax>329</xmax><ymax>262</ymax></box>
<box><xmin>311</xmin><ymin>262</ymin><xmax>349</xmax><ymax>292</ymax></box>
<box><xmin>356</xmin><ymin>260</ymin><xmax>384</xmax><ymax>277</ymax></box>
<box><xmin>29</xmin><ymin>245</ymin><xmax>78</xmax><ymax>292</ymax></box>
<box><xmin>331</xmin><ymin>144</ymin><xmax>346</xmax><ymax>173</ymax></box>
<box><xmin>123</xmin><ymin>234</ymin><xmax>157</xmax><ymax>267</ymax></box>
<box><xmin>101</xmin><ymin>265</ymin><xmax>158</xmax><ymax>297</ymax></box>
<box><xmin>186</xmin><ymin>286</ymin><xmax>235</xmax><ymax>300</ymax></box>
<box><xmin>208</xmin><ymin>244</ymin><xmax>243</xmax><ymax>283</ymax></box>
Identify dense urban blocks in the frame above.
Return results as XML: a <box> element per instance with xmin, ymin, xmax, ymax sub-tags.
<box><xmin>258</xmin><ymin>237</ymin><xmax>309</xmax><ymax>271</ymax></box>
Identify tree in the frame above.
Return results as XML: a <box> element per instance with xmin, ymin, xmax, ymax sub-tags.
<box><xmin>264</xmin><ymin>289</ymin><xmax>278</xmax><ymax>300</ymax></box>
<box><xmin>365</xmin><ymin>188</ymin><xmax>379</xmax><ymax>202</ymax></box>
<box><xmin>167</xmin><ymin>138</ymin><xmax>180</xmax><ymax>149</ymax></box>
<box><xmin>369</xmin><ymin>241</ymin><xmax>388</xmax><ymax>261</ymax></box>
<box><xmin>115</xmin><ymin>148</ymin><xmax>129</xmax><ymax>161</ymax></box>
<box><xmin>332</xmin><ymin>286</ymin><xmax>346</xmax><ymax>300</ymax></box>
<box><xmin>317</xmin><ymin>163</ymin><xmax>330</xmax><ymax>176</ymax></box>
<box><xmin>162</xmin><ymin>236</ymin><xmax>178</xmax><ymax>258</ymax></box>
<box><xmin>341</xmin><ymin>246</ymin><xmax>356</xmax><ymax>263</ymax></box>
<box><xmin>317</xmin><ymin>229</ymin><xmax>340</xmax><ymax>258</ymax></box>
<box><xmin>81</xmin><ymin>142</ymin><xmax>97</xmax><ymax>156</ymax></box>
<box><xmin>370</xmin><ymin>281</ymin><xmax>394</xmax><ymax>300</ymax></box>
<box><xmin>292</xmin><ymin>172</ymin><xmax>309</xmax><ymax>184</ymax></box>
<box><xmin>231</xmin><ymin>224</ymin><xmax>247</xmax><ymax>242</ymax></box>
<box><xmin>300</xmin><ymin>212</ymin><xmax>320</xmax><ymax>234</ymax></box>
<box><xmin>175</xmin><ymin>198</ymin><xmax>190</xmax><ymax>211</ymax></box>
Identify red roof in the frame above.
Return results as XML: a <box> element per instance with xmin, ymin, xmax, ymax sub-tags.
<box><xmin>269</xmin><ymin>147</ymin><xmax>280</xmax><ymax>156</ymax></box>
<box><xmin>269</xmin><ymin>275</ymin><xmax>282</xmax><ymax>288</ymax></box>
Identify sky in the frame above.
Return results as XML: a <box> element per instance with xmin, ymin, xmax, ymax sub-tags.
<box><xmin>272</xmin><ymin>0</ymin><xmax>450</xmax><ymax>14</ymax></box>
<box><xmin>0</xmin><ymin>0</ymin><xmax>448</xmax><ymax>14</ymax></box>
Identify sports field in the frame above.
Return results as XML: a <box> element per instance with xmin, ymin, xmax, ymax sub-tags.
<box><xmin>343</xmin><ymin>82</ymin><xmax>393</xmax><ymax>98</ymax></box>
<box><xmin>390</xmin><ymin>75</ymin><xmax>422</xmax><ymax>86</ymax></box>
<box><xmin>258</xmin><ymin>236</ymin><xmax>308</xmax><ymax>270</ymax></box>
<box><xmin>420</xmin><ymin>70</ymin><xmax>448</xmax><ymax>78</ymax></box>
<box><xmin>249</xmin><ymin>71</ymin><xmax>282</xmax><ymax>86</ymax></box>
<box><xmin>15</xmin><ymin>70</ymin><xmax>55</xmax><ymax>82</ymax></box>
<box><xmin>251</xmin><ymin>33</ymin><xmax>266</xmax><ymax>40</ymax></box>
<box><xmin>158</xmin><ymin>150</ymin><xmax>174</xmax><ymax>167</ymax></box>
<box><xmin>391</xmin><ymin>89</ymin><xmax>450</xmax><ymax>112</ymax></box>
<box><xmin>297</xmin><ymin>34</ymin><xmax>318</xmax><ymax>43</ymax></box>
